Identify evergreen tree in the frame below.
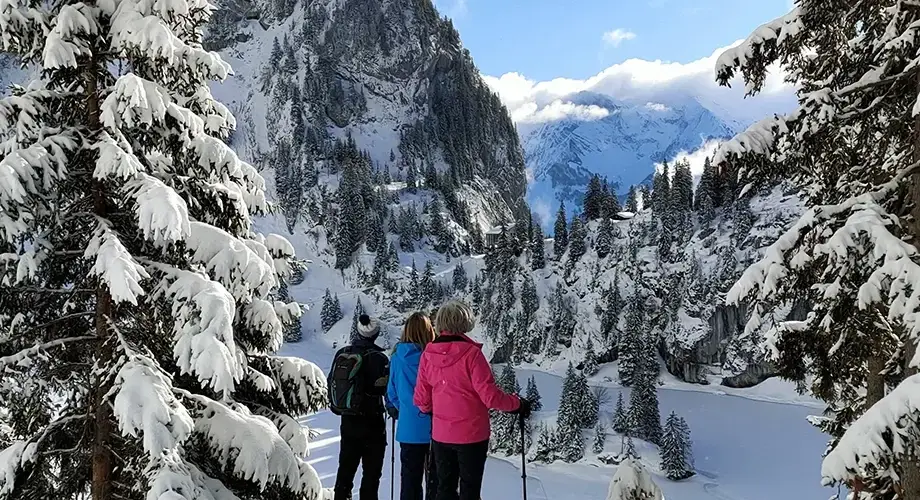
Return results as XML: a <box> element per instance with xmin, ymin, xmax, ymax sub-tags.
<box><xmin>428</xmin><ymin>194</ymin><xmax>452</xmax><ymax>254</ymax></box>
<box><xmin>669</xmin><ymin>159</ymin><xmax>693</xmax><ymax>234</ymax></box>
<box><xmin>321</xmin><ymin>288</ymin><xmax>342</xmax><ymax>332</ymax></box>
<box><xmin>471</xmin><ymin>275</ymin><xmax>483</xmax><ymax>308</ymax></box>
<box><xmin>521</xmin><ymin>274</ymin><xmax>539</xmax><ymax>322</ymax></box>
<box><xmin>626</xmin><ymin>185</ymin><xmax>639</xmax><ymax>213</ymax></box>
<box><xmin>557</xmin><ymin>363</ymin><xmax>580</xmax><ymax>430</ymax></box>
<box><xmin>596</xmin><ymin>217</ymin><xmax>615</xmax><ymax>259</ymax></box>
<box><xmin>559</xmin><ymin>423</ymin><xmax>584</xmax><ymax>463</ymax></box>
<box><xmin>576</xmin><ymin>371</ymin><xmax>599</xmax><ymax>428</ymax></box>
<box><xmin>335</xmin><ymin>159</ymin><xmax>368</xmax><ymax>269</ymax></box>
<box><xmin>695</xmin><ymin>156</ymin><xmax>716</xmax><ymax>225</ymax></box>
<box><xmin>622</xmin><ymin>436</ymin><xmax>638</xmax><ymax>460</ymax></box>
<box><xmin>660</xmin><ymin>412</ymin><xmax>694</xmax><ymax>480</ymax></box>
<box><xmin>613</xmin><ymin>392</ymin><xmax>628</xmax><ymax>434</ymax></box>
<box><xmin>583</xmin><ymin>174</ymin><xmax>605</xmax><ymax>220</ymax></box>
<box><xmin>398</xmin><ymin>207</ymin><xmax>416</xmax><ymax>252</ymax></box>
<box><xmin>583</xmin><ymin>338</ymin><xmax>599</xmax><ymax>376</ymax></box>
<box><xmin>270</xmin><ymin>36</ymin><xmax>283</xmax><ymax>67</ymax></box>
<box><xmin>0</xmin><ymin>6</ymin><xmax>326</xmax><ymax>496</ymax></box>
<box><xmin>600</xmin><ymin>180</ymin><xmax>622</xmax><ymax>219</ymax></box>
<box><xmin>553</xmin><ymin>202</ymin><xmax>568</xmax><ymax>259</ymax></box>
<box><xmin>371</xmin><ymin>245</ymin><xmax>389</xmax><ymax>285</ymax></box>
<box><xmin>568</xmin><ymin>216</ymin><xmax>587</xmax><ymax>263</ymax></box>
<box><xmin>628</xmin><ymin>364</ymin><xmax>662</xmax><ymax>445</ymax></box>
<box><xmin>387</xmin><ymin>241</ymin><xmax>400</xmax><ymax>272</ymax></box>
<box><xmin>601</xmin><ymin>279</ymin><xmax>623</xmax><ymax>342</ymax></box>
<box><xmin>639</xmin><ymin>185</ymin><xmax>651</xmax><ymax>211</ymax></box>
<box><xmin>593</xmin><ymin>420</ymin><xmax>608</xmax><ymax>454</ymax></box>
<box><xmin>531</xmin><ymin>223</ymin><xmax>546</xmax><ymax>270</ymax></box>
<box><xmin>532</xmin><ymin>424</ymin><xmax>556</xmax><ymax>463</ymax></box>
<box><xmin>618</xmin><ymin>292</ymin><xmax>643</xmax><ymax>386</ymax></box>
<box><xmin>406</xmin><ymin>164</ymin><xmax>417</xmax><ymax>191</ymax></box>
<box><xmin>651</xmin><ymin>162</ymin><xmax>671</xmax><ymax>214</ymax></box>
<box><xmin>452</xmin><ymin>263</ymin><xmax>468</xmax><ymax>293</ymax></box>
<box><xmin>526</xmin><ymin>376</ymin><xmax>543</xmax><ymax>412</ymax></box>
<box><xmin>420</xmin><ymin>261</ymin><xmax>436</xmax><ymax>306</ymax></box>
<box><xmin>715</xmin><ymin>8</ymin><xmax>920</xmax><ymax>491</ymax></box>
<box><xmin>349</xmin><ymin>301</ymin><xmax>365</xmax><ymax>343</ymax></box>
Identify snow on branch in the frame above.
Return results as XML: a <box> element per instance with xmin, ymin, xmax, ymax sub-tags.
<box><xmin>822</xmin><ymin>374</ymin><xmax>920</xmax><ymax>486</ymax></box>
<box><xmin>111</xmin><ymin>353</ymin><xmax>193</xmax><ymax>459</ymax></box>
<box><xmin>0</xmin><ymin>335</ymin><xmax>94</xmax><ymax>371</ymax></box>
<box><xmin>712</xmin><ymin>114</ymin><xmax>789</xmax><ymax>167</ymax></box>
<box><xmin>41</xmin><ymin>3</ymin><xmax>99</xmax><ymax>69</ymax></box>
<box><xmin>92</xmin><ymin>132</ymin><xmax>143</xmax><ymax>180</ymax></box>
<box><xmin>179</xmin><ymin>392</ymin><xmax>308</xmax><ymax>492</ymax></box>
<box><xmin>606</xmin><ymin>458</ymin><xmax>662</xmax><ymax>500</ymax></box>
<box><xmin>187</xmin><ymin>135</ymin><xmax>267</xmax><ymax>214</ymax></box>
<box><xmin>0</xmin><ymin>133</ymin><xmax>75</xmax><ymax>210</ymax></box>
<box><xmin>85</xmin><ymin>224</ymin><xmax>149</xmax><ymax>304</ymax></box>
<box><xmin>714</xmin><ymin>7</ymin><xmax>803</xmax><ymax>91</ymax></box>
<box><xmin>251</xmin><ymin>406</ymin><xmax>310</xmax><ymax>458</ymax></box>
<box><xmin>0</xmin><ymin>440</ymin><xmax>36</xmax><ymax>497</ymax></box>
<box><xmin>263</xmin><ymin>356</ymin><xmax>327</xmax><ymax>415</ymax></box>
<box><xmin>153</xmin><ymin>266</ymin><xmax>241</xmax><ymax>396</ymax></box>
<box><xmin>241</xmin><ymin>298</ymin><xmax>283</xmax><ymax>352</ymax></box>
<box><xmin>107</xmin><ymin>0</ymin><xmax>230</xmax><ymax>81</ymax></box>
<box><xmin>185</xmin><ymin>221</ymin><xmax>276</xmax><ymax>301</ymax></box>
<box><xmin>183</xmin><ymin>86</ymin><xmax>236</xmax><ymax>137</ymax></box>
<box><xmin>0</xmin><ymin>0</ymin><xmax>50</xmax><ymax>56</ymax></box>
<box><xmin>123</xmin><ymin>173</ymin><xmax>191</xmax><ymax>247</ymax></box>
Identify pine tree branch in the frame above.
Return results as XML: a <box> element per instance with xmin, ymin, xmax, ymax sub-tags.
<box><xmin>0</xmin><ymin>334</ymin><xmax>95</xmax><ymax>369</ymax></box>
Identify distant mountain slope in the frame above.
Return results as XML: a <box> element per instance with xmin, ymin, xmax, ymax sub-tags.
<box><xmin>520</xmin><ymin>92</ymin><xmax>740</xmax><ymax>214</ymax></box>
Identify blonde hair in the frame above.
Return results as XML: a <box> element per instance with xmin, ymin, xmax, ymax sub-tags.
<box><xmin>401</xmin><ymin>312</ymin><xmax>436</xmax><ymax>346</ymax></box>
<box><xmin>435</xmin><ymin>300</ymin><xmax>476</xmax><ymax>334</ymax></box>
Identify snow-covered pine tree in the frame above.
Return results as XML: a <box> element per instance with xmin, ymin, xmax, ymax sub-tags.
<box><xmin>526</xmin><ymin>375</ymin><xmax>543</xmax><ymax>412</ymax></box>
<box><xmin>420</xmin><ymin>261</ymin><xmax>436</xmax><ymax>306</ymax></box>
<box><xmin>600</xmin><ymin>179</ymin><xmax>622</xmax><ymax>219</ymax></box>
<box><xmin>559</xmin><ymin>422</ymin><xmax>584</xmax><ymax>463</ymax></box>
<box><xmin>568</xmin><ymin>216</ymin><xmax>587</xmax><ymax>263</ymax></box>
<box><xmin>387</xmin><ymin>241</ymin><xmax>400</xmax><ymax>273</ymax></box>
<box><xmin>270</xmin><ymin>36</ymin><xmax>283</xmax><ymax>67</ymax></box>
<box><xmin>583</xmin><ymin>338</ymin><xmax>599</xmax><ymax>376</ymax></box>
<box><xmin>371</xmin><ymin>244</ymin><xmax>389</xmax><ymax>285</ymax></box>
<box><xmin>626</xmin><ymin>185</ymin><xmax>639</xmax><ymax>213</ymax></box>
<box><xmin>428</xmin><ymin>194</ymin><xmax>453</xmax><ymax>254</ymax></box>
<box><xmin>334</xmin><ymin>157</ymin><xmax>368</xmax><ymax>269</ymax></box>
<box><xmin>601</xmin><ymin>278</ymin><xmax>623</xmax><ymax>343</ymax></box>
<box><xmin>660</xmin><ymin>412</ymin><xmax>694</xmax><ymax>480</ymax></box>
<box><xmin>628</xmin><ymin>364</ymin><xmax>662</xmax><ymax>445</ymax></box>
<box><xmin>583</xmin><ymin>174</ymin><xmax>605</xmax><ymax>220</ymax></box>
<box><xmin>349</xmin><ymin>301</ymin><xmax>365</xmax><ymax>343</ymax></box>
<box><xmin>694</xmin><ymin>156</ymin><xmax>716</xmax><ymax>225</ymax></box>
<box><xmin>596</xmin><ymin>217</ymin><xmax>615</xmax><ymax>259</ymax></box>
<box><xmin>669</xmin><ymin>159</ymin><xmax>693</xmax><ymax>233</ymax></box>
<box><xmin>557</xmin><ymin>362</ymin><xmax>579</xmax><ymax>430</ymax></box>
<box><xmin>715</xmin><ymin>2</ymin><xmax>920</xmax><ymax>494</ymax></box>
<box><xmin>406</xmin><ymin>164</ymin><xmax>417</xmax><ymax>191</ymax></box>
<box><xmin>622</xmin><ymin>436</ymin><xmax>638</xmax><ymax>460</ymax></box>
<box><xmin>276</xmin><ymin>281</ymin><xmax>303</xmax><ymax>342</ymax></box>
<box><xmin>618</xmin><ymin>292</ymin><xmax>643</xmax><ymax>386</ymax></box>
<box><xmin>490</xmin><ymin>364</ymin><xmax>520</xmax><ymax>453</ymax></box>
<box><xmin>553</xmin><ymin>201</ymin><xmax>568</xmax><ymax>258</ymax></box>
<box><xmin>531</xmin><ymin>222</ymin><xmax>546</xmax><ymax>270</ymax></box>
<box><xmin>532</xmin><ymin>423</ymin><xmax>556</xmax><ymax>463</ymax></box>
<box><xmin>613</xmin><ymin>392</ymin><xmax>628</xmax><ymax>434</ymax></box>
<box><xmin>651</xmin><ymin>162</ymin><xmax>670</xmax><ymax>214</ymax></box>
<box><xmin>452</xmin><ymin>263</ymin><xmax>468</xmax><ymax>293</ymax></box>
<box><xmin>593</xmin><ymin>420</ymin><xmax>608</xmax><ymax>454</ymax></box>
<box><xmin>521</xmin><ymin>274</ymin><xmax>539</xmax><ymax>322</ymax></box>
<box><xmin>606</xmin><ymin>458</ymin><xmax>662</xmax><ymax>500</ymax></box>
<box><xmin>398</xmin><ymin>207</ymin><xmax>416</xmax><ymax>252</ymax></box>
<box><xmin>576</xmin><ymin>371</ymin><xmax>599</xmax><ymax>428</ymax></box>
<box><xmin>0</xmin><ymin>3</ymin><xmax>327</xmax><ymax>497</ymax></box>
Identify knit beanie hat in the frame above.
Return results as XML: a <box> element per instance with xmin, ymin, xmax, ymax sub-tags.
<box><xmin>358</xmin><ymin>314</ymin><xmax>380</xmax><ymax>338</ymax></box>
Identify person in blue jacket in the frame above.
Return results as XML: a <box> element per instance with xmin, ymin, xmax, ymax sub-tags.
<box><xmin>386</xmin><ymin>312</ymin><xmax>439</xmax><ymax>500</ymax></box>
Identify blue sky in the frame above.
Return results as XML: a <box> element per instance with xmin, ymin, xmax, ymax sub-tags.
<box><xmin>434</xmin><ymin>0</ymin><xmax>792</xmax><ymax>81</ymax></box>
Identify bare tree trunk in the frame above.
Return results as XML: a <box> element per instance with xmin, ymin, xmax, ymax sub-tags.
<box><xmin>86</xmin><ymin>61</ymin><xmax>115</xmax><ymax>500</ymax></box>
<box><xmin>866</xmin><ymin>354</ymin><xmax>885</xmax><ymax>410</ymax></box>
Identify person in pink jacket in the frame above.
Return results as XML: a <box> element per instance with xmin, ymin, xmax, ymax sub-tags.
<box><xmin>413</xmin><ymin>299</ymin><xmax>532</xmax><ymax>500</ymax></box>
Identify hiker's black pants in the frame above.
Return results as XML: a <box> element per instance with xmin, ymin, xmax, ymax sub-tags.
<box><xmin>335</xmin><ymin>414</ymin><xmax>387</xmax><ymax>500</ymax></box>
<box><xmin>432</xmin><ymin>439</ymin><xmax>488</xmax><ymax>500</ymax></box>
<box><xmin>400</xmin><ymin>443</ymin><xmax>438</xmax><ymax>500</ymax></box>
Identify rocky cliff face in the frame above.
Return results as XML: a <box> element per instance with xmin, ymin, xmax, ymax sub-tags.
<box><xmin>208</xmin><ymin>0</ymin><xmax>528</xmax><ymax>233</ymax></box>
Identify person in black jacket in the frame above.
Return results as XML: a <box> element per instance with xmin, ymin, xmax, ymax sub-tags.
<box><xmin>332</xmin><ymin>315</ymin><xmax>390</xmax><ymax>500</ymax></box>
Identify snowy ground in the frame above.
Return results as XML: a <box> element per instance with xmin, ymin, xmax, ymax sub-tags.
<box><xmin>283</xmin><ymin>335</ymin><xmax>837</xmax><ymax>500</ymax></box>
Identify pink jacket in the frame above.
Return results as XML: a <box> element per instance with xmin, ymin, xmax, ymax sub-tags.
<box><xmin>413</xmin><ymin>332</ymin><xmax>521</xmax><ymax>444</ymax></box>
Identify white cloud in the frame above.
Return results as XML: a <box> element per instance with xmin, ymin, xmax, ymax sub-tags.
<box><xmin>602</xmin><ymin>29</ymin><xmax>637</xmax><ymax>47</ymax></box>
<box><xmin>483</xmin><ymin>40</ymin><xmax>795</xmax><ymax>127</ymax></box>
<box><xmin>653</xmin><ymin>139</ymin><xmax>724</xmax><ymax>189</ymax></box>
<box><xmin>511</xmin><ymin>100</ymin><xmax>610</xmax><ymax>124</ymax></box>
<box><xmin>645</xmin><ymin>102</ymin><xmax>670</xmax><ymax>112</ymax></box>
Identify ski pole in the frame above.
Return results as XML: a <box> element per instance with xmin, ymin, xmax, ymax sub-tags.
<box><xmin>391</xmin><ymin>418</ymin><xmax>396</xmax><ymax>500</ymax></box>
<box><xmin>519</xmin><ymin>412</ymin><xmax>528</xmax><ymax>500</ymax></box>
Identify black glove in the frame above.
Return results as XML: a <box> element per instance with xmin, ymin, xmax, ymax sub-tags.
<box><xmin>512</xmin><ymin>398</ymin><xmax>532</xmax><ymax>419</ymax></box>
<box><xmin>386</xmin><ymin>406</ymin><xmax>399</xmax><ymax>420</ymax></box>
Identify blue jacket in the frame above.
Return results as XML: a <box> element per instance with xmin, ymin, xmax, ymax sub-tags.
<box><xmin>386</xmin><ymin>342</ymin><xmax>433</xmax><ymax>444</ymax></box>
